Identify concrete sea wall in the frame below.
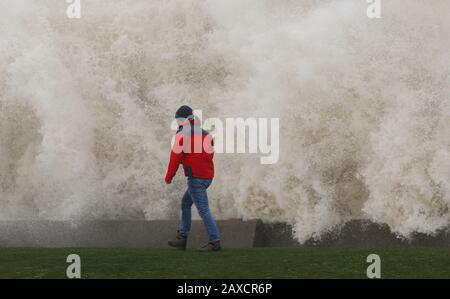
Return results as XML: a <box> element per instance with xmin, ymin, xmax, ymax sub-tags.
<box><xmin>0</xmin><ymin>220</ymin><xmax>449</xmax><ymax>248</ymax></box>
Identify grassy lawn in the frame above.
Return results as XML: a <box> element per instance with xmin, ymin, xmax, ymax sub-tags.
<box><xmin>0</xmin><ymin>247</ymin><xmax>448</xmax><ymax>279</ymax></box>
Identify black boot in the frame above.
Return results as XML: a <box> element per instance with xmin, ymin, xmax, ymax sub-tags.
<box><xmin>168</xmin><ymin>231</ymin><xmax>187</xmax><ymax>250</ymax></box>
<box><xmin>197</xmin><ymin>240</ymin><xmax>221</xmax><ymax>252</ymax></box>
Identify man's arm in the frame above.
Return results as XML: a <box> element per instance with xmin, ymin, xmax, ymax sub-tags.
<box><xmin>165</xmin><ymin>133</ymin><xmax>184</xmax><ymax>183</ymax></box>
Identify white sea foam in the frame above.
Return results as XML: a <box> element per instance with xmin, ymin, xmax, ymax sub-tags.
<box><xmin>0</xmin><ymin>0</ymin><xmax>449</xmax><ymax>242</ymax></box>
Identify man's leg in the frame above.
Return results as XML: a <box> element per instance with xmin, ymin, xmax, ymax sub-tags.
<box><xmin>179</xmin><ymin>189</ymin><xmax>193</xmax><ymax>237</ymax></box>
<box><xmin>168</xmin><ymin>189</ymin><xmax>192</xmax><ymax>250</ymax></box>
<box><xmin>188</xmin><ymin>179</ymin><xmax>220</xmax><ymax>243</ymax></box>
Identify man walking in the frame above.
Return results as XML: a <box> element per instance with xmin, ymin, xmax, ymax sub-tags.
<box><xmin>165</xmin><ymin>105</ymin><xmax>221</xmax><ymax>251</ymax></box>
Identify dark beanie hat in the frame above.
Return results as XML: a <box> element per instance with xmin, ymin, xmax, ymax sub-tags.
<box><xmin>175</xmin><ymin>105</ymin><xmax>193</xmax><ymax>119</ymax></box>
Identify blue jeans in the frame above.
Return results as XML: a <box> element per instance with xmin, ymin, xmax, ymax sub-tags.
<box><xmin>179</xmin><ymin>178</ymin><xmax>220</xmax><ymax>242</ymax></box>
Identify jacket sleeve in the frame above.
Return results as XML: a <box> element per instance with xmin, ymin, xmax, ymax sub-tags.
<box><xmin>165</xmin><ymin>133</ymin><xmax>184</xmax><ymax>182</ymax></box>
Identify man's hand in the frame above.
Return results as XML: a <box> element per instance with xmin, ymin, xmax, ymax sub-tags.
<box><xmin>165</xmin><ymin>179</ymin><xmax>172</xmax><ymax>184</ymax></box>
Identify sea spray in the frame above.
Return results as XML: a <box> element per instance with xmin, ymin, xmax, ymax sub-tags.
<box><xmin>0</xmin><ymin>0</ymin><xmax>449</xmax><ymax>242</ymax></box>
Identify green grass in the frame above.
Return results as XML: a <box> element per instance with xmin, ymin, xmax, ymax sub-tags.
<box><xmin>0</xmin><ymin>247</ymin><xmax>448</xmax><ymax>279</ymax></box>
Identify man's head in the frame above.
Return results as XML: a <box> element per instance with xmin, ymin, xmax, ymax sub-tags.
<box><xmin>175</xmin><ymin>105</ymin><xmax>193</xmax><ymax>124</ymax></box>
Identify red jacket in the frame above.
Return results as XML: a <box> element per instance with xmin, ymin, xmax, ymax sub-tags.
<box><xmin>165</xmin><ymin>118</ymin><xmax>214</xmax><ymax>182</ymax></box>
